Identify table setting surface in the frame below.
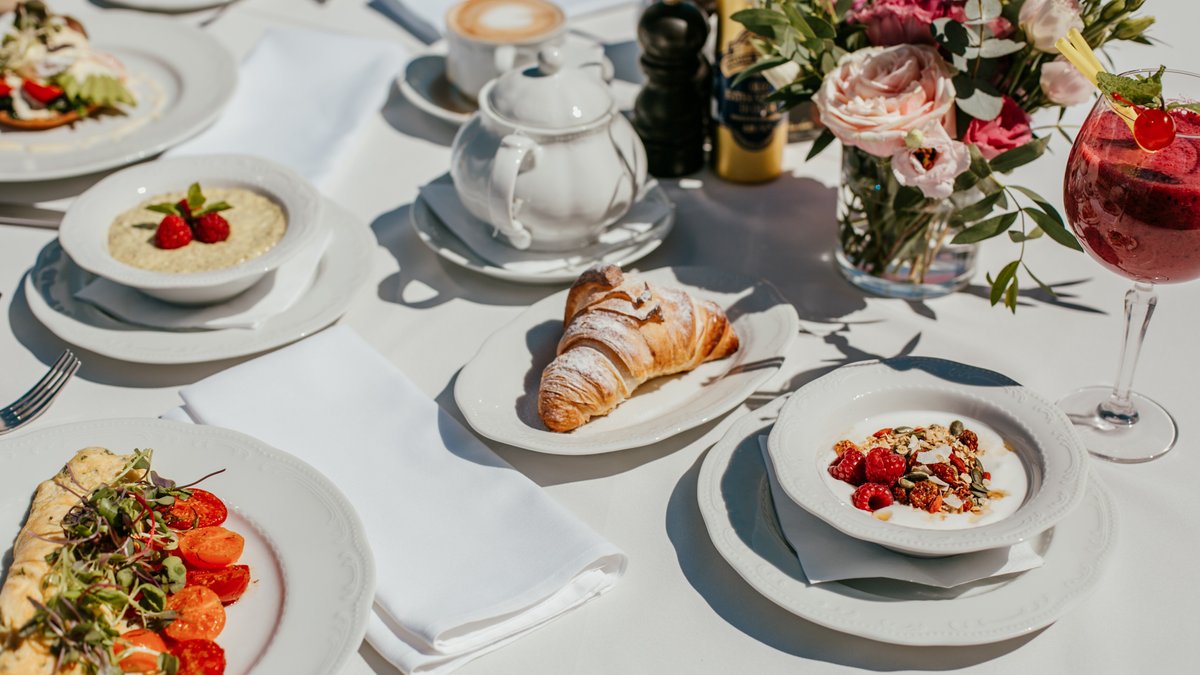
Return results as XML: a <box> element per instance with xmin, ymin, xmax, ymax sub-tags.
<box><xmin>0</xmin><ymin>1</ymin><xmax>1196</xmax><ymax>674</ymax></box>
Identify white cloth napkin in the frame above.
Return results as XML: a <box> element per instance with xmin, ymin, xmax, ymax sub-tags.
<box><xmin>420</xmin><ymin>174</ymin><xmax>665</xmax><ymax>274</ymax></box>
<box><xmin>73</xmin><ymin>230</ymin><xmax>331</xmax><ymax>330</ymax></box>
<box><xmin>168</xmin><ymin>26</ymin><xmax>406</xmax><ymax>190</ymax></box>
<box><xmin>164</xmin><ymin>326</ymin><xmax>627</xmax><ymax>675</ymax></box>
<box><xmin>373</xmin><ymin>0</ymin><xmax>637</xmax><ymax>44</ymax></box>
<box><xmin>757</xmin><ymin>437</ymin><xmax>1043</xmax><ymax>588</ymax></box>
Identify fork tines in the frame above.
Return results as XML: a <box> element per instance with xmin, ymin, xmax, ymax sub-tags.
<box><xmin>0</xmin><ymin>350</ymin><xmax>81</xmax><ymax>432</ymax></box>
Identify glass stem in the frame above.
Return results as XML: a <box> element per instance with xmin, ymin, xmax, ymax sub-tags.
<box><xmin>1099</xmin><ymin>282</ymin><xmax>1157</xmax><ymax>426</ymax></box>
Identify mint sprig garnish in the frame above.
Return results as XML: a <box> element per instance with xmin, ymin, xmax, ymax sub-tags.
<box><xmin>1097</xmin><ymin>65</ymin><xmax>1166</xmax><ymax>109</ymax></box>
<box><xmin>147</xmin><ymin>183</ymin><xmax>234</xmax><ymax>220</ymax></box>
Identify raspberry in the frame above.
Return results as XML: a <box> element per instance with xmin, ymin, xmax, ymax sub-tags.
<box><xmin>851</xmin><ymin>483</ymin><xmax>893</xmax><ymax>512</ymax></box>
<box><xmin>957</xmin><ymin>429</ymin><xmax>979</xmax><ymax>451</ymax></box>
<box><xmin>828</xmin><ymin>449</ymin><xmax>866</xmax><ymax>486</ymax></box>
<box><xmin>194</xmin><ymin>213</ymin><xmax>230</xmax><ymax>243</ymax></box>
<box><xmin>176</xmin><ymin>198</ymin><xmax>193</xmax><ymax>221</ymax></box>
<box><xmin>928</xmin><ymin>462</ymin><xmax>960</xmax><ymax>486</ymax></box>
<box><xmin>864</xmin><ymin>447</ymin><xmax>906</xmax><ymax>485</ymax></box>
<box><xmin>155</xmin><ymin>214</ymin><xmax>192</xmax><ymax>249</ymax></box>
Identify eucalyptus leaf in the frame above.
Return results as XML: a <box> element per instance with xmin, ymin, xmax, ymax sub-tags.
<box><xmin>955</xmin><ymin>81</ymin><xmax>1004</xmax><ymax>120</ymax></box>
<box><xmin>1022</xmin><ymin>207</ymin><xmax>1082</xmax><ymax>250</ymax></box>
<box><xmin>990</xmin><ymin>259</ymin><xmax>1020</xmax><ymax>306</ymax></box>
<box><xmin>955</xmin><ymin>191</ymin><xmax>1005</xmax><ymax>223</ymax></box>
<box><xmin>988</xmin><ymin>136</ymin><xmax>1051</xmax><ymax>174</ymax></box>
<box><xmin>964</xmin><ymin>0</ymin><xmax>1002</xmax><ymax>22</ymax></box>
<box><xmin>952</xmin><ymin>211</ymin><xmax>1018</xmax><ymax>244</ymax></box>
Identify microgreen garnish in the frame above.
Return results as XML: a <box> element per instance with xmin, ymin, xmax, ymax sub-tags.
<box><xmin>147</xmin><ymin>183</ymin><xmax>234</xmax><ymax>220</ymax></box>
<box><xmin>16</xmin><ymin>450</ymin><xmax>216</xmax><ymax>675</ymax></box>
<box><xmin>1097</xmin><ymin>65</ymin><xmax>1166</xmax><ymax>109</ymax></box>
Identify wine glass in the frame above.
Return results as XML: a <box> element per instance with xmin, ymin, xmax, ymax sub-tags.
<box><xmin>1059</xmin><ymin>68</ymin><xmax>1200</xmax><ymax>463</ymax></box>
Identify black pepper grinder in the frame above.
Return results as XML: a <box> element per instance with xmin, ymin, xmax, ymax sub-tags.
<box><xmin>633</xmin><ymin>0</ymin><xmax>711</xmax><ymax>178</ymax></box>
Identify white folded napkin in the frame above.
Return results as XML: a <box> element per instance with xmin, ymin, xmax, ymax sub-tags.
<box><xmin>757</xmin><ymin>437</ymin><xmax>1043</xmax><ymax>588</ymax></box>
<box><xmin>168</xmin><ymin>26</ymin><xmax>407</xmax><ymax>189</ymax></box>
<box><xmin>165</xmin><ymin>326</ymin><xmax>627</xmax><ymax>675</ymax></box>
<box><xmin>420</xmin><ymin>174</ymin><xmax>666</xmax><ymax>274</ymax></box>
<box><xmin>73</xmin><ymin>229</ymin><xmax>331</xmax><ymax>330</ymax></box>
<box><xmin>374</xmin><ymin>0</ymin><xmax>637</xmax><ymax>43</ymax></box>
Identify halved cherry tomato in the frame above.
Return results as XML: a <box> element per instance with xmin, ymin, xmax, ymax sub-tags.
<box><xmin>0</xmin><ymin>81</ymin><xmax>11</xmax><ymax>97</ymax></box>
<box><xmin>163</xmin><ymin>489</ymin><xmax>228</xmax><ymax>530</ymax></box>
<box><xmin>179</xmin><ymin>526</ymin><xmax>244</xmax><ymax>570</ymax></box>
<box><xmin>165</xmin><ymin>586</ymin><xmax>226</xmax><ymax>641</ymax></box>
<box><xmin>173</xmin><ymin>639</ymin><xmax>226</xmax><ymax>675</ymax></box>
<box><xmin>113</xmin><ymin>629</ymin><xmax>168</xmax><ymax>673</ymax></box>
<box><xmin>187</xmin><ymin>565</ymin><xmax>251</xmax><ymax>604</ymax></box>
<box><xmin>21</xmin><ymin>79</ymin><xmax>64</xmax><ymax>104</ymax></box>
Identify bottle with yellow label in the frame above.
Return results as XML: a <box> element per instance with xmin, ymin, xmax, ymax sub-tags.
<box><xmin>712</xmin><ymin>0</ymin><xmax>786</xmax><ymax>183</ymax></box>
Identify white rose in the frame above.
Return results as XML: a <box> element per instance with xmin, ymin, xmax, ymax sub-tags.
<box><xmin>1020</xmin><ymin>0</ymin><xmax>1085</xmax><ymax>53</ymax></box>
<box><xmin>1040</xmin><ymin>58</ymin><xmax>1093</xmax><ymax>107</ymax></box>
<box><xmin>814</xmin><ymin>44</ymin><xmax>957</xmax><ymax>158</ymax></box>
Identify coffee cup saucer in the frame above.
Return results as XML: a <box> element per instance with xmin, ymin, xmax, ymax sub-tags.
<box><xmin>409</xmin><ymin>174</ymin><xmax>675</xmax><ymax>285</ymax></box>
<box><xmin>398</xmin><ymin>34</ymin><xmax>621</xmax><ymax>127</ymax></box>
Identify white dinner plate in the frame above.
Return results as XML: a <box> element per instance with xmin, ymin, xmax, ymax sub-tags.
<box><xmin>103</xmin><ymin>0</ymin><xmax>237</xmax><ymax>11</ymax></box>
<box><xmin>455</xmin><ymin>266</ymin><xmax>799</xmax><ymax>454</ymax></box>
<box><xmin>410</xmin><ymin>182</ymin><xmax>675</xmax><ymax>285</ymax></box>
<box><xmin>0</xmin><ymin>12</ymin><xmax>236</xmax><ymax>182</ymax></box>
<box><xmin>0</xmin><ymin>418</ymin><xmax>375</xmax><ymax>674</ymax></box>
<box><xmin>23</xmin><ymin>200</ymin><xmax>374</xmax><ymax>364</ymax></box>
<box><xmin>697</xmin><ymin>394</ymin><xmax>1117</xmax><ymax>646</ymax></box>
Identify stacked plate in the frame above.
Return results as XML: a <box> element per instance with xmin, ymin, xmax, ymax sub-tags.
<box><xmin>697</xmin><ymin>358</ymin><xmax>1114</xmax><ymax>645</ymax></box>
<box><xmin>26</xmin><ymin>155</ymin><xmax>373</xmax><ymax>364</ymax></box>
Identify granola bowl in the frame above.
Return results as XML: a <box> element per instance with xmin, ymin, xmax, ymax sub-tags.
<box><xmin>58</xmin><ymin>155</ymin><xmax>322</xmax><ymax>306</ymax></box>
<box><xmin>765</xmin><ymin>357</ymin><xmax>1089</xmax><ymax>557</ymax></box>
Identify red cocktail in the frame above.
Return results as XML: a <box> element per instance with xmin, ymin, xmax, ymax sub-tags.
<box><xmin>1058</xmin><ymin>68</ymin><xmax>1200</xmax><ymax>463</ymax></box>
<box><xmin>1065</xmin><ymin>106</ymin><xmax>1200</xmax><ymax>283</ymax></box>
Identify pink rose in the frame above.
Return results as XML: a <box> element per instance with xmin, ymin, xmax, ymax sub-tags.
<box><xmin>1040</xmin><ymin>58</ymin><xmax>1093</xmax><ymax>107</ymax></box>
<box><xmin>946</xmin><ymin>4</ymin><xmax>1014</xmax><ymax>39</ymax></box>
<box><xmin>963</xmin><ymin>96</ymin><xmax>1033</xmax><ymax>160</ymax></box>
<box><xmin>892</xmin><ymin>125</ymin><xmax>971</xmax><ymax>199</ymax></box>
<box><xmin>848</xmin><ymin>0</ymin><xmax>959</xmax><ymax>46</ymax></box>
<box><xmin>1019</xmin><ymin>0</ymin><xmax>1084</xmax><ymax>52</ymax></box>
<box><xmin>814</xmin><ymin>44</ymin><xmax>957</xmax><ymax>158</ymax></box>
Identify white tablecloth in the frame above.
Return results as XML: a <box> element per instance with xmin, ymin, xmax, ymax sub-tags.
<box><xmin>0</xmin><ymin>1</ymin><xmax>1195</xmax><ymax>673</ymax></box>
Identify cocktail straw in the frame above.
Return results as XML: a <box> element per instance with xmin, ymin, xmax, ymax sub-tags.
<box><xmin>1056</xmin><ymin>28</ymin><xmax>1137</xmax><ymax>130</ymax></box>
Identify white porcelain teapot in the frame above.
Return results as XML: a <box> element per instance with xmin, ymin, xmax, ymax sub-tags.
<box><xmin>449</xmin><ymin>46</ymin><xmax>647</xmax><ymax>252</ymax></box>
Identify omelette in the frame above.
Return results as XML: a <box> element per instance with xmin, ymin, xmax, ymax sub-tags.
<box><xmin>0</xmin><ymin>447</ymin><xmax>132</xmax><ymax>674</ymax></box>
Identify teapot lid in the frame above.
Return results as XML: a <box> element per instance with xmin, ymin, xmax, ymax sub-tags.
<box><xmin>485</xmin><ymin>46</ymin><xmax>613</xmax><ymax>129</ymax></box>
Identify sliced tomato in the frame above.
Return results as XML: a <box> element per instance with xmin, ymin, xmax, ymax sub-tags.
<box><xmin>21</xmin><ymin>79</ymin><xmax>64</xmax><ymax>104</ymax></box>
<box><xmin>0</xmin><ymin>81</ymin><xmax>11</xmax><ymax>97</ymax></box>
<box><xmin>179</xmin><ymin>527</ymin><xmax>244</xmax><ymax>570</ymax></box>
<box><xmin>173</xmin><ymin>639</ymin><xmax>226</xmax><ymax>675</ymax></box>
<box><xmin>163</xmin><ymin>489</ymin><xmax>228</xmax><ymax>530</ymax></box>
<box><xmin>187</xmin><ymin>565</ymin><xmax>251</xmax><ymax>604</ymax></box>
<box><xmin>113</xmin><ymin>629</ymin><xmax>168</xmax><ymax>673</ymax></box>
<box><xmin>164</xmin><ymin>586</ymin><xmax>226</xmax><ymax>641</ymax></box>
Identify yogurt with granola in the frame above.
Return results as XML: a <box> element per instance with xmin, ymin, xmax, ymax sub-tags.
<box><xmin>822</xmin><ymin>411</ymin><xmax>1029</xmax><ymax>530</ymax></box>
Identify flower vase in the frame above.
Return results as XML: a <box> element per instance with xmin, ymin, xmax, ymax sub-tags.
<box><xmin>834</xmin><ymin>146</ymin><xmax>978</xmax><ymax>300</ymax></box>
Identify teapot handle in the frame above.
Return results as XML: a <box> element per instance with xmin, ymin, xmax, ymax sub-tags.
<box><xmin>487</xmin><ymin>133</ymin><xmax>537</xmax><ymax>250</ymax></box>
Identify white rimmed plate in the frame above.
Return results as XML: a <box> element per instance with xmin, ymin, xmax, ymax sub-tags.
<box><xmin>0</xmin><ymin>417</ymin><xmax>374</xmax><ymax>674</ymax></box>
<box><xmin>455</xmin><ymin>266</ymin><xmax>799</xmax><ymax>454</ymax></box>
<box><xmin>0</xmin><ymin>12</ymin><xmax>236</xmax><ymax>182</ymax></box>
<box><xmin>24</xmin><ymin>199</ymin><xmax>373</xmax><ymax>364</ymax></box>
<box><xmin>697</xmin><ymin>394</ymin><xmax>1116</xmax><ymax>646</ymax></box>
<box><xmin>57</xmin><ymin>155</ymin><xmax>323</xmax><ymax>305</ymax></box>
<box><xmin>398</xmin><ymin>50</ymin><xmax>475</xmax><ymax>126</ymax></box>
<box><xmin>765</xmin><ymin>358</ymin><xmax>1090</xmax><ymax>557</ymax></box>
<box><xmin>103</xmin><ymin>0</ymin><xmax>237</xmax><ymax>11</ymax></box>
<box><xmin>410</xmin><ymin>182</ymin><xmax>674</xmax><ymax>285</ymax></box>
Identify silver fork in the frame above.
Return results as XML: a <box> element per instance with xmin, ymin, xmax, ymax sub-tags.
<box><xmin>0</xmin><ymin>350</ymin><xmax>81</xmax><ymax>435</ymax></box>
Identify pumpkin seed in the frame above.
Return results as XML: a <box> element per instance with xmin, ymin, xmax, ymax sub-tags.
<box><xmin>898</xmin><ymin>478</ymin><xmax>915</xmax><ymax>490</ymax></box>
<box><xmin>971</xmin><ymin>467</ymin><xmax>983</xmax><ymax>484</ymax></box>
<box><xmin>903</xmin><ymin>471</ymin><xmax>929</xmax><ymax>482</ymax></box>
<box><xmin>893</xmin><ymin>426</ymin><xmax>913</xmax><ymax>434</ymax></box>
<box><xmin>949</xmin><ymin>420</ymin><xmax>964</xmax><ymax>436</ymax></box>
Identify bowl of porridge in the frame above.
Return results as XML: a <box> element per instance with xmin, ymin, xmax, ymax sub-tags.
<box><xmin>58</xmin><ymin>155</ymin><xmax>322</xmax><ymax>305</ymax></box>
<box><xmin>765</xmin><ymin>357</ymin><xmax>1089</xmax><ymax>557</ymax></box>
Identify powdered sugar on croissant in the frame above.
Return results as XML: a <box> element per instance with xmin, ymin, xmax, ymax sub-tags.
<box><xmin>538</xmin><ymin>264</ymin><xmax>739</xmax><ymax>432</ymax></box>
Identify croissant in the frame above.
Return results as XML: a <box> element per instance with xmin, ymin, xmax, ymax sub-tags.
<box><xmin>538</xmin><ymin>264</ymin><xmax>739</xmax><ymax>432</ymax></box>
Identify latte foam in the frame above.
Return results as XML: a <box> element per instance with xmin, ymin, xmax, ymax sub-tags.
<box><xmin>447</xmin><ymin>0</ymin><xmax>564</xmax><ymax>43</ymax></box>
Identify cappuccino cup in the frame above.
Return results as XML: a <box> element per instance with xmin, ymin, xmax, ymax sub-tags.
<box><xmin>444</xmin><ymin>0</ymin><xmax>567</xmax><ymax>101</ymax></box>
